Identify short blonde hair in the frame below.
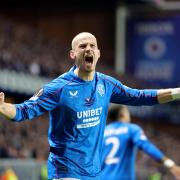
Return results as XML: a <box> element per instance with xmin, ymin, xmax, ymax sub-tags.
<box><xmin>71</xmin><ymin>32</ymin><xmax>96</xmax><ymax>49</ymax></box>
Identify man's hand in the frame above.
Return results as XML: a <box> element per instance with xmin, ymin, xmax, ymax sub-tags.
<box><xmin>0</xmin><ymin>92</ymin><xmax>5</xmax><ymax>105</ymax></box>
<box><xmin>0</xmin><ymin>92</ymin><xmax>16</xmax><ymax>119</ymax></box>
<box><xmin>157</xmin><ymin>88</ymin><xmax>180</xmax><ymax>104</ymax></box>
<box><xmin>170</xmin><ymin>165</ymin><xmax>180</xmax><ymax>180</ymax></box>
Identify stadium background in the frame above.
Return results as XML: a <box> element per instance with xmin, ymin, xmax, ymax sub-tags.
<box><xmin>0</xmin><ymin>0</ymin><xmax>180</xmax><ymax>179</ymax></box>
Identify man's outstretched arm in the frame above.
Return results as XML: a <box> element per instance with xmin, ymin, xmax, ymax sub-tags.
<box><xmin>110</xmin><ymin>77</ymin><xmax>180</xmax><ymax>105</ymax></box>
<box><xmin>0</xmin><ymin>83</ymin><xmax>60</xmax><ymax>121</ymax></box>
<box><xmin>0</xmin><ymin>92</ymin><xmax>16</xmax><ymax>119</ymax></box>
<box><xmin>157</xmin><ymin>88</ymin><xmax>180</xmax><ymax>104</ymax></box>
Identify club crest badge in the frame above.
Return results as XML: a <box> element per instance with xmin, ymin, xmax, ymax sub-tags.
<box><xmin>97</xmin><ymin>84</ymin><xmax>105</xmax><ymax>96</ymax></box>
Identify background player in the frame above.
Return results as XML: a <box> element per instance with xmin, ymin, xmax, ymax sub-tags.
<box><xmin>101</xmin><ymin>104</ymin><xmax>180</xmax><ymax>180</ymax></box>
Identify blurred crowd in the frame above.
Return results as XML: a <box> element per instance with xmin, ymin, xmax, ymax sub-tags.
<box><xmin>0</xmin><ymin>18</ymin><xmax>70</xmax><ymax>78</ymax></box>
<box><xmin>0</xmin><ymin>115</ymin><xmax>49</xmax><ymax>162</ymax></box>
<box><xmin>0</xmin><ymin>17</ymin><xmax>143</xmax><ymax>91</ymax></box>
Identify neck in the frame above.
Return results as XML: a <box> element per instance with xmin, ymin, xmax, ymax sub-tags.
<box><xmin>74</xmin><ymin>68</ymin><xmax>95</xmax><ymax>81</ymax></box>
<box><xmin>120</xmin><ymin>119</ymin><xmax>130</xmax><ymax>123</ymax></box>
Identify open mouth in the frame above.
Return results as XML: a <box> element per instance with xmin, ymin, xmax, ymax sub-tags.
<box><xmin>85</xmin><ymin>56</ymin><xmax>93</xmax><ymax>64</ymax></box>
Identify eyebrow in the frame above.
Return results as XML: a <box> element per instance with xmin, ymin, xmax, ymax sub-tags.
<box><xmin>78</xmin><ymin>42</ymin><xmax>96</xmax><ymax>46</ymax></box>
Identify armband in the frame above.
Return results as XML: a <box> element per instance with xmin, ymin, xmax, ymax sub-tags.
<box><xmin>163</xmin><ymin>159</ymin><xmax>175</xmax><ymax>168</ymax></box>
<box><xmin>171</xmin><ymin>88</ymin><xmax>180</xmax><ymax>100</ymax></box>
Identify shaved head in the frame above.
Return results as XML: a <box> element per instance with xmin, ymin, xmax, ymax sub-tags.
<box><xmin>71</xmin><ymin>32</ymin><xmax>97</xmax><ymax>49</ymax></box>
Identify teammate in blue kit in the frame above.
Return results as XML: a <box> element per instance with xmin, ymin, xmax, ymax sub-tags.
<box><xmin>101</xmin><ymin>105</ymin><xmax>180</xmax><ymax>180</ymax></box>
<box><xmin>0</xmin><ymin>32</ymin><xmax>180</xmax><ymax>180</ymax></box>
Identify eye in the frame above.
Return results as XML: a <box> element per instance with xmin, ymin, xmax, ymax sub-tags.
<box><xmin>79</xmin><ymin>44</ymin><xmax>86</xmax><ymax>49</ymax></box>
<box><xmin>90</xmin><ymin>44</ymin><xmax>96</xmax><ymax>48</ymax></box>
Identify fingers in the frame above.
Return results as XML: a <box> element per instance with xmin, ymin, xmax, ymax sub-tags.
<box><xmin>0</xmin><ymin>92</ymin><xmax>4</xmax><ymax>96</ymax></box>
<box><xmin>0</xmin><ymin>92</ymin><xmax>5</xmax><ymax>103</ymax></box>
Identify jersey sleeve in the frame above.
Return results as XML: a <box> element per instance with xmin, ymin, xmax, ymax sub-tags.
<box><xmin>130</xmin><ymin>124</ymin><xmax>164</xmax><ymax>161</ymax></box>
<box><xmin>13</xmin><ymin>81</ymin><xmax>61</xmax><ymax>122</ymax></box>
<box><xmin>109</xmin><ymin>77</ymin><xmax>158</xmax><ymax>106</ymax></box>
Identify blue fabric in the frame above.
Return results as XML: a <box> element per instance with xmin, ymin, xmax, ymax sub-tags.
<box><xmin>13</xmin><ymin>66</ymin><xmax>159</xmax><ymax>179</ymax></box>
<box><xmin>101</xmin><ymin>122</ymin><xmax>164</xmax><ymax>180</ymax></box>
<box><xmin>48</xmin><ymin>152</ymin><xmax>101</xmax><ymax>180</ymax></box>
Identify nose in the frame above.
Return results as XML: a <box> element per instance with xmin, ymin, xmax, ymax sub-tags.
<box><xmin>85</xmin><ymin>44</ymin><xmax>91</xmax><ymax>51</ymax></box>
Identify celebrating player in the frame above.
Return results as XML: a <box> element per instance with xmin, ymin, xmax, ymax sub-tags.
<box><xmin>0</xmin><ymin>32</ymin><xmax>180</xmax><ymax>180</ymax></box>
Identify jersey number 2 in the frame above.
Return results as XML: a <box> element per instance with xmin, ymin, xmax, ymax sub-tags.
<box><xmin>105</xmin><ymin>137</ymin><xmax>120</xmax><ymax>164</ymax></box>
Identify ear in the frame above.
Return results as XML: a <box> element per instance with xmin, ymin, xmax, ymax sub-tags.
<box><xmin>98</xmin><ymin>49</ymin><xmax>101</xmax><ymax>59</ymax></box>
<box><xmin>70</xmin><ymin>50</ymin><xmax>76</xmax><ymax>60</ymax></box>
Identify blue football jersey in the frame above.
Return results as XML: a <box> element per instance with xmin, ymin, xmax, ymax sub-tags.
<box><xmin>101</xmin><ymin>122</ymin><xmax>164</xmax><ymax>180</ymax></box>
<box><xmin>13</xmin><ymin>66</ymin><xmax>158</xmax><ymax>179</ymax></box>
